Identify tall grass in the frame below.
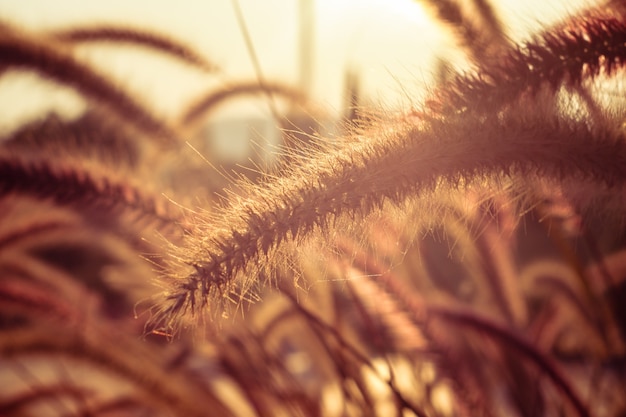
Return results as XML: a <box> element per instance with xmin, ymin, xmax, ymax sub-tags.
<box><xmin>1</xmin><ymin>1</ymin><xmax>626</xmax><ymax>416</ymax></box>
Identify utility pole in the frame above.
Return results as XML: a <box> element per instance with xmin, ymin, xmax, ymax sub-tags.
<box><xmin>299</xmin><ymin>0</ymin><xmax>314</xmax><ymax>95</ymax></box>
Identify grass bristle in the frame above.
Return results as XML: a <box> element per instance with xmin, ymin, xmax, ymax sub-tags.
<box><xmin>2</xmin><ymin>2</ymin><xmax>626</xmax><ymax>416</ymax></box>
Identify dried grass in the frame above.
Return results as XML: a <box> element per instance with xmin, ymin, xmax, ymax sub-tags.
<box><xmin>1</xmin><ymin>2</ymin><xmax>626</xmax><ymax>416</ymax></box>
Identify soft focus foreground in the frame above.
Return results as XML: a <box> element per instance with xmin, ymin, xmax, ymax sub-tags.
<box><xmin>1</xmin><ymin>1</ymin><xmax>626</xmax><ymax>416</ymax></box>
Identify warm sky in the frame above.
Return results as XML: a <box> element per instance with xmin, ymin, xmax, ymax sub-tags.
<box><xmin>0</xmin><ymin>0</ymin><xmax>592</xmax><ymax>132</ymax></box>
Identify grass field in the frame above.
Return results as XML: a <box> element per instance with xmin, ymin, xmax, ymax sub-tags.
<box><xmin>1</xmin><ymin>1</ymin><xmax>625</xmax><ymax>416</ymax></box>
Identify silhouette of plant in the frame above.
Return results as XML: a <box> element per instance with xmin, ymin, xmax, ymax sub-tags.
<box><xmin>1</xmin><ymin>1</ymin><xmax>626</xmax><ymax>416</ymax></box>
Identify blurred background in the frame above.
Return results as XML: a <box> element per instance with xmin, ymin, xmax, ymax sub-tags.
<box><xmin>0</xmin><ymin>0</ymin><xmax>590</xmax><ymax>165</ymax></box>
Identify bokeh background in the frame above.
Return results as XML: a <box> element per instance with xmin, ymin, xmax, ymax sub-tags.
<box><xmin>0</xmin><ymin>0</ymin><xmax>591</xmax><ymax>130</ymax></box>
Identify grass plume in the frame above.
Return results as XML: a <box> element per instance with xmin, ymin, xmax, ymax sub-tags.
<box><xmin>52</xmin><ymin>24</ymin><xmax>219</xmax><ymax>73</ymax></box>
<box><xmin>0</xmin><ymin>22</ymin><xmax>180</xmax><ymax>146</ymax></box>
<box><xmin>164</xmin><ymin>96</ymin><xmax>626</xmax><ymax>319</ymax></box>
<box><xmin>0</xmin><ymin>151</ymin><xmax>184</xmax><ymax>231</ymax></box>
<box><xmin>2</xmin><ymin>2</ymin><xmax>626</xmax><ymax>416</ymax></box>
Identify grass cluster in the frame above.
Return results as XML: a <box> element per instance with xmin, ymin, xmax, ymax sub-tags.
<box><xmin>1</xmin><ymin>1</ymin><xmax>626</xmax><ymax>416</ymax></box>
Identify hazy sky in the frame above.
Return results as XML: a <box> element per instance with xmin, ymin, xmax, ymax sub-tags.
<box><xmin>0</xmin><ymin>0</ymin><xmax>592</xmax><ymax>132</ymax></box>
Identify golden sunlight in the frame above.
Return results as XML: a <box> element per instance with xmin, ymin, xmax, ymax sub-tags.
<box><xmin>1</xmin><ymin>1</ymin><xmax>626</xmax><ymax>416</ymax></box>
<box><xmin>0</xmin><ymin>0</ymin><xmax>590</xmax><ymax>131</ymax></box>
